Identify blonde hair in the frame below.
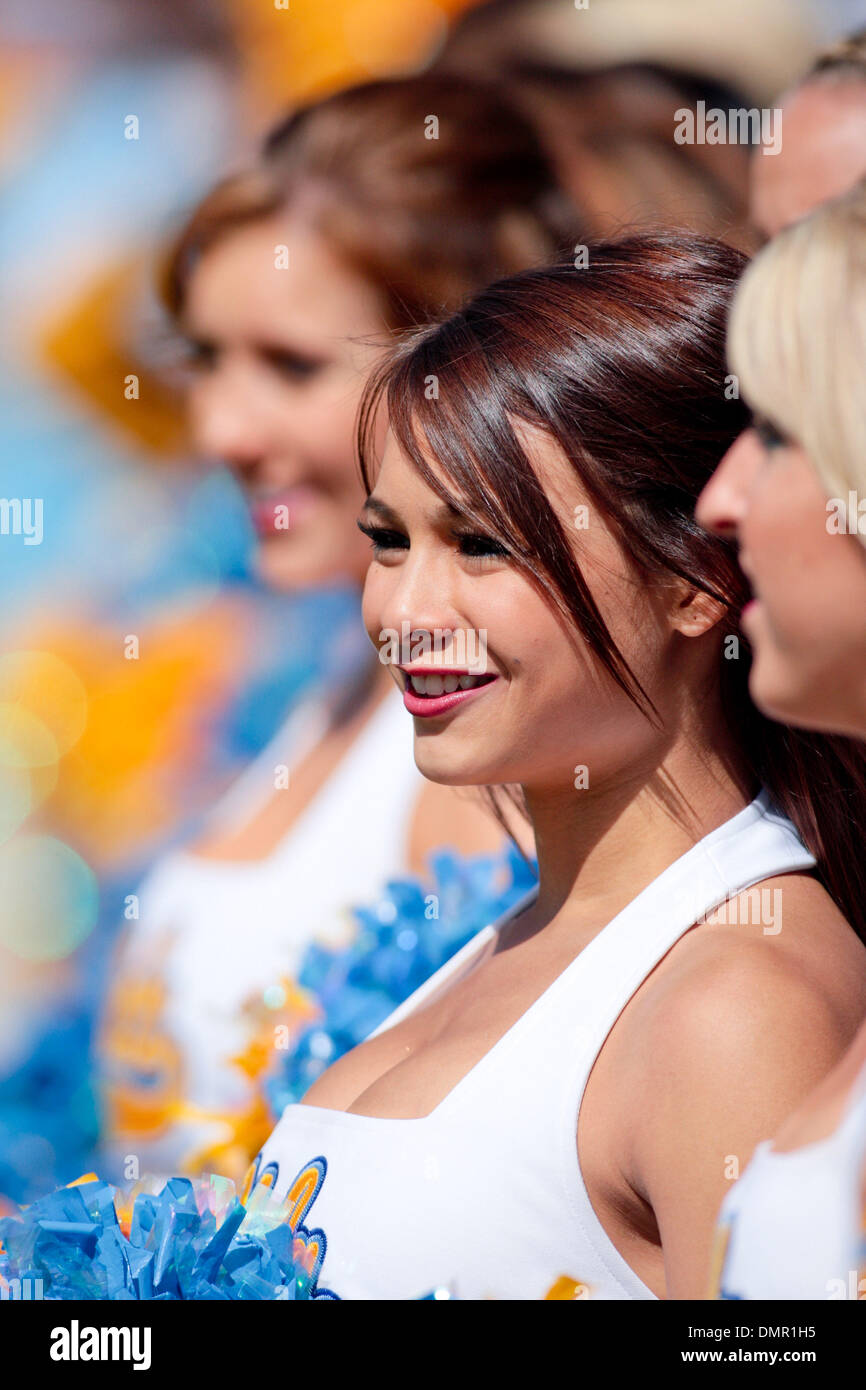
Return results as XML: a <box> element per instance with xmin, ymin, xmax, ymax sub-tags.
<box><xmin>728</xmin><ymin>178</ymin><xmax>866</xmax><ymax>542</ymax></box>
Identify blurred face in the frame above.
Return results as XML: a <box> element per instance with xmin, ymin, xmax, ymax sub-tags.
<box><xmin>751</xmin><ymin>81</ymin><xmax>866</xmax><ymax>240</ymax></box>
<box><xmin>182</xmin><ymin>213</ymin><xmax>388</xmax><ymax>590</ymax></box>
<box><xmin>360</xmin><ymin>426</ymin><xmax>723</xmax><ymax>793</ymax></box>
<box><xmin>696</xmin><ymin>426</ymin><xmax>866</xmax><ymax>737</ymax></box>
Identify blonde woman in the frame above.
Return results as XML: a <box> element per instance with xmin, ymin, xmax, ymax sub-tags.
<box><xmin>697</xmin><ymin>179</ymin><xmax>866</xmax><ymax>1299</ymax></box>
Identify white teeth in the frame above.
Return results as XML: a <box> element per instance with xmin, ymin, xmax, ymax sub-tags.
<box><xmin>409</xmin><ymin>674</ymin><xmax>443</xmax><ymax>696</ymax></box>
<box><xmin>408</xmin><ymin>672</ymin><xmax>491</xmax><ymax>696</ymax></box>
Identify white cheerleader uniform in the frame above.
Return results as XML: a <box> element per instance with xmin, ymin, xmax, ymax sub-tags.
<box><xmin>97</xmin><ymin>684</ymin><xmax>423</xmax><ymax>1183</ymax></box>
<box><xmin>249</xmin><ymin>790</ymin><xmax>816</xmax><ymax>1300</ymax></box>
<box><xmin>711</xmin><ymin>1063</ymin><xmax>866</xmax><ymax>1300</ymax></box>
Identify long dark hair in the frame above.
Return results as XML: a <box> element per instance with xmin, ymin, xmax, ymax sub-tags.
<box><xmin>359</xmin><ymin>235</ymin><xmax>866</xmax><ymax>942</ymax></box>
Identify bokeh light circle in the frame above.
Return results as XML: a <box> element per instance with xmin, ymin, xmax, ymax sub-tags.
<box><xmin>0</xmin><ymin>651</ymin><xmax>88</xmax><ymax>761</ymax></box>
<box><xmin>0</xmin><ymin>702</ymin><xmax>58</xmax><ymax>768</ymax></box>
<box><xmin>0</xmin><ymin>835</ymin><xmax>98</xmax><ymax>962</ymax></box>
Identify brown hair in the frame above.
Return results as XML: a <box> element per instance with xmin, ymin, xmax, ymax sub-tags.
<box><xmin>359</xmin><ymin>234</ymin><xmax>866</xmax><ymax>941</ymax></box>
<box><xmin>807</xmin><ymin>26</ymin><xmax>866</xmax><ymax>82</ymax></box>
<box><xmin>497</xmin><ymin>61</ymin><xmax>753</xmax><ymax>250</ymax></box>
<box><xmin>163</xmin><ymin>74</ymin><xmax>574</xmax><ymax>329</ymax></box>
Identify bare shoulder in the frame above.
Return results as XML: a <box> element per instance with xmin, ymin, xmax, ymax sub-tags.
<box><xmin>628</xmin><ymin>872</ymin><xmax>866</xmax><ymax>1143</ymax></box>
<box><xmin>612</xmin><ymin>873</ymin><xmax>866</xmax><ymax>1296</ymax></box>
<box><xmin>646</xmin><ymin>874</ymin><xmax>864</xmax><ymax>1052</ymax></box>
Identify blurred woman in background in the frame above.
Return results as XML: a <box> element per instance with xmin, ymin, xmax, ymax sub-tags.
<box><xmin>698</xmin><ymin>180</ymin><xmax>866</xmax><ymax>1300</ymax></box>
<box><xmin>96</xmin><ymin>73</ymin><xmax>572</xmax><ymax>1187</ymax></box>
<box><xmin>750</xmin><ymin>28</ymin><xmax>866</xmax><ymax>240</ymax></box>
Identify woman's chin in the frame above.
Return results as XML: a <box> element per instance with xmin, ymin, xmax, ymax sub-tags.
<box><xmin>254</xmin><ymin>535</ymin><xmax>358</xmax><ymax>592</ymax></box>
<box><xmin>412</xmin><ymin>745</ymin><xmax>501</xmax><ymax>789</ymax></box>
<box><xmin>748</xmin><ymin>655</ymin><xmax>848</xmax><ymax>736</ymax></box>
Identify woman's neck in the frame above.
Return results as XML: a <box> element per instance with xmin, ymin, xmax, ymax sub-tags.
<box><xmin>524</xmin><ymin>731</ymin><xmax>755</xmax><ymax>933</ymax></box>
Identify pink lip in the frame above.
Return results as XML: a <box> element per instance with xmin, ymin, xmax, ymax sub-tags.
<box><xmin>400</xmin><ymin>668</ymin><xmax>499</xmax><ymax>719</ymax></box>
<box><xmin>248</xmin><ymin>487</ymin><xmax>319</xmax><ymax>538</ymax></box>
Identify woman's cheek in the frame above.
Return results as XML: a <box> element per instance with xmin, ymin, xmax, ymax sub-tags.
<box><xmin>745</xmin><ymin>480</ymin><xmax>835</xmax><ymax>658</ymax></box>
<box><xmin>361</xmin><ymin>565</ymin><xmax>391</xmax><ymax>650</ymax></box>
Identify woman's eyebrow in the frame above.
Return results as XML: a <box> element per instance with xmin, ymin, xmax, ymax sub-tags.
<box><xmin>258</xmin><ymin>338</ymin><xmax>330</xmax><ymax>364</ymax></box>
<box><xmin>361</xmin><ymin>495</ymin><xmax>402</xmax><ymax>525</ymax></box>
<box><xmin>362</xmin><ymin>494</ymin><xmax>466</xmax><ymax>525</ymax></box>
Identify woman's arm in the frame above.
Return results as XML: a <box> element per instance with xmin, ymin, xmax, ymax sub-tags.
<box><xmin>632</xmin><ymin>939</ymin><xmax>861</xmax><ymax>1299</ymax></box>
<box><xmin>770</xmin><ymin>1012</ymin><xmax>866</xmax><ymax>1153</ymax></box>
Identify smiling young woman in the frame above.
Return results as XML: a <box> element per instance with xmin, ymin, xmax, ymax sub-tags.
<box><xmin>246</xmin><ymin>235</ymin><xmax>866</xmax><ymax>1300</ymax></box>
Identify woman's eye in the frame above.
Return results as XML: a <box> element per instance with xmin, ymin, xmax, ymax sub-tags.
<box><xmin>263</xmin><ymin>349</ymin><xmax>324</xmax><ymax>382</ymax></box>
<box><xmin>185</xmin><ymin>340</ymin><xmax>217</xmax><ymax>372</ymax></box>
<box><xmin>355</xmin><ymin>521</ymin><xmax>508</xmax><ymax>564</ymax></box>
<box><xmin>356</xmin><ymin>521</ymin><xmax>409</xmax><ymax>555</ymax></box>
<box><xmin>455</xmin><ymin>532</ymin><xmax>510</xmax><ymax>562</ymax></box>
<box><xmin>752</xmin><ymin>415</ymin><xmax>789</xmax><ymax>452</ymax></box>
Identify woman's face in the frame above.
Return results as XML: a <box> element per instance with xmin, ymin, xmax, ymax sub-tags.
<box><xmin>696</xmin><ymin>426</ymin><xmax>866</xmax><ymax>737</ymax></box>
<box><xmin>182</xmin><ymin>213</ymin><xmax>387</xmax><ymax>590</ymax></box>
<box><xmin>360</xmin><ymin>424</ymin><xmax>723</xmax><ymax>793</ymax></box>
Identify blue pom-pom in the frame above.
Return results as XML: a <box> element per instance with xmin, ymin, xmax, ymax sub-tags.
<box><xmin>267</xmin><ymin>843</ymin><xmax>537</xmax><ymax>1116</ymax></box>
<box><xmin>0</xmin><ymin>1175</ymin><xmax>326</xmax><ymax>1300</ymax></box>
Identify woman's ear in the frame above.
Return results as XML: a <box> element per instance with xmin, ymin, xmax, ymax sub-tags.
<box><xmin>671</xmin><ymin>585</ymin><xmax>728</xmax><ymax>638</ymax></box>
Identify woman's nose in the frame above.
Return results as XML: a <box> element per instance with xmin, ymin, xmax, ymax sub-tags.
<box><xmin>372</xmin><ymin>553</ymin><xmax>462</xmax><ymax>658</ymax></box>
<box><xmin>696</xmin><ymin>430</ymin><xmax>762</xmax><ymax>538</ymax></box>
<box><xmin>188</xmin><ymin>376</ymin><xmax>267</xmax><ymax>473</ymax></box>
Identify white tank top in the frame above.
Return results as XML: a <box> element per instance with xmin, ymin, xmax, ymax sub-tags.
<box><xmin>97</xmin><ymin>684</ymin><xmax>423</xmax><ymax>1182</ymax></box>
<box><xmin>710</xmin><ymin>1061</ymin><xmax>866</xmax><ymax>1300</ymax></box>
<box><xmin>249</xmin><ymin>790</ymin><xmax>816</xmax><ymax>1300</ymax></box>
